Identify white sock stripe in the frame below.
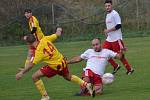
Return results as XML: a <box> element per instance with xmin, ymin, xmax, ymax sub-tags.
<box><xmin>30</xmin><ymin>56</ymin><xmax>34</xmax><ymax>62</ymax></box>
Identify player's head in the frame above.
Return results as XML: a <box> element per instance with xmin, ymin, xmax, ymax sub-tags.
<box><xmin>24</xmin><ymin>34</ymin><xmax>36</xmax><ymax>44</ymax></box>
<box><xmin>24</xmin><ymin>9</ymin><xmax>32</xmax><ymax>19</ymax></box>
<box><xmin>92</xmin><ymin>38</ymin><xmax>101</xmax><ymax>52</ymax></box>
<box><xmin>104</xmin><ymin>0</ymin><xmax>113</xmax><ymax>13</ymax></box>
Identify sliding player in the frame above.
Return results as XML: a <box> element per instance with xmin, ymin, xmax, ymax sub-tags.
<box><xmin>67</xmin><ymin>38</ymin><xmax>123</xmax><ymax>96</ymax></box>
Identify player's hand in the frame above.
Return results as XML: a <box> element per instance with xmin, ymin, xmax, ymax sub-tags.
<box><xmin>21</xmin><ymin>35</ymin><xmax>27</xmax><ymax>41</ymax></box>
<box><xmin>55</xmin><ymin>27</ymin><xmax>63</xmax><ymax>36</ymax></box>
<box><xmin>18</xmin><ymin>67</ymin><xmax>24</xmax><ymax>71</ymax></box>
<box><xmin>16</xmin><ymin>67</ymin><xmax>24</xmax><ymax>73</ymax></box>
<box><xmin>66</xmin><ymin>61</ymin><xmax>69</xmax><ymax>64</ymax></box>
<box><xmin>104</xmin><ymin>29</ymin><xmax>110</xmax><ymax>33</ymax></box>
<box><xmin>16</xmin><ymin>71</ymin><xmax>24</xmax><ymax>80</ymax></box>
<box><xmin>102</xmin><ymin>29</ymin><xmax>108</xmax><ymax>37</ymax></box>
<box><xmin>120</xmin><ymin>47</ymin><xmax>128</xmax><ymax>54</ymax></box>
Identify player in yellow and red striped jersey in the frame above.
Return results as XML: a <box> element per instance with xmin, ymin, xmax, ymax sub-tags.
<box><xmin>24</xmin><ymin>9</ymin><xmax>44</xmax><ymax>41</ymax></box>
<box><xmin>24</xmin><ymin>9</ymin><xmax>44</xmax><ymax>68</ymax></box>
<box><xmin>16</xmin><ymin>27</ymin><xmax>95</xmax><ymax>100</ymax></box>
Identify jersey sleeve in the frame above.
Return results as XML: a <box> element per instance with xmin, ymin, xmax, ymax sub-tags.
<box><xmin>29</xmin><ymin>16</ymin><xmax>38</xmax><ymax>32</ymax></box>
<box><xmin>45</xmin><ymin>34</ymin><xmax>58</xmax><ymax>42</ymax></box>
<box><xmin>32</xmin><ymin>16</ymin><xmax>39</xmax><ymax>27</ymax></box>
<box><xmin>80</xmin><ymin>49</ymin><xmax>90</xmax><ymax>60</ymax></box>
<box><xmin>113</xmin><ymin>12</ymin><xmax>121</xmax><ymax>24</ymax></box>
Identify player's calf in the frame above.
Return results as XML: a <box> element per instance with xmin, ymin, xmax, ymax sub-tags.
<box><xmin>112</xmin><ymin>65</ymin><xmax>121</xmax><ymax>75</ymax></box>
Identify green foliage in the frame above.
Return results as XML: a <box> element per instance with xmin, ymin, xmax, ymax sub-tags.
<box><xmin>0</xmin><ymin>0</ymin><xmax>150</xmax><ymax>45</ymax></box>
<box><xmin>0</xmin><ymin>23</ymin><xmax>25</xmax><ymax>46</ymax></box>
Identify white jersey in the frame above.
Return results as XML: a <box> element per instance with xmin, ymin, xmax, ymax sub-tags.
<box><xmin>105</xmin><ymin>10</ymin><xmax>122</xmax><ymax>42</ymax></box>
<box><xmin>80</xmin><ymin>49</ymin><xmax>117</xmax><ymax>76</ymax></box>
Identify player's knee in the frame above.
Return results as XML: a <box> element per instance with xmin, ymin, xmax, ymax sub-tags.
<box><xmin>120</xmin><ymin>54</ymin><xmax>125</xmax><ymax>60</ymax></box>
<box><xmin>95</xmin><ymin>84</ymin><xmax>103</xmax><ymax>94</ymax></box>
<box><xmin>32</xmin><ymin>74</ymin><xmax>39</xmax><ymax>81</ymax></box>
<box><xmin>64</xmin><ymin>76</ymin><xmax>71</xmax><ymax>81</ymax></box>
<box><xmin>82</xmin><ymin>77</ymin><xmax>90</xmax><ymax>83</ymax></box>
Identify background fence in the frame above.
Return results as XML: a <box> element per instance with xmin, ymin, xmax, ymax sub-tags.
<box><xmin>0</xmin><ymin>0</ymin><xmax>150</xmax><ymax>46</ymax></box>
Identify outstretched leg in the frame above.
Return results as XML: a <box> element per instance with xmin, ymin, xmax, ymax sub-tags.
<box><xmin>120</xmin><ymin>55</ymin><xmax>134</xmax><ymax>75</ymax></box>
<box><xmin>32</xmin><ymin>69</ymin><xmax>50</xmax><ymax>100</ymax></box>
<box><xmin>62</xmin><ymin>70</ymin><xmax>95</xmax><ymax>97</ymax></box>
<box><xmin>108</xmin><ymin>58</ymin><xmax>120</xmax><ymax>74</ymax></box>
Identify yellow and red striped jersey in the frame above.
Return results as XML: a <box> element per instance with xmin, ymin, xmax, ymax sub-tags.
<box><xmin>28</xmin><ymin>16</ymin><xmax>44</xmax><ymax>41</ymax></box>
<box><xmin>31</xmin><ymin>34</ymin><xmax>64</xmax><ymax>70</ymax></box>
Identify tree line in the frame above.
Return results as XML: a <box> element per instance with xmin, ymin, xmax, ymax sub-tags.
<box><xmin>0</xmin><ymin>0</ymin><xmax>150</xmax><ymax>46</ymax></box>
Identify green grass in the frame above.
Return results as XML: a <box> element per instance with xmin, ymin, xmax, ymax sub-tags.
<box><xmin>0</xmin><ymin>37</ymin><xmax>150</xmax><ymax>100</ymax></box>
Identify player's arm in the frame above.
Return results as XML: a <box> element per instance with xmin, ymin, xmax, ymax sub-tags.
<box><xmin>104</xmin><ymin>24</ymin><xmax>121</xmax><ymax>33</ymax></box>
<box><xmin>104</xmin><ymin>13</ymin><xmax>122</xmax><ymax>33</ymax></box>
<box><xmin>67</xmin><ymin>49</ymin><xmax>89</xmax><ymax>64</ymax></box>
<box><xmin>45</xmin><ymin>27</ymin><xmax>63</xmax><ymax>42</ymax></box>
<box><xmin>31</xmin><ymin>27</ymin><xmax>37</xmax><ymax>34</ymax></box>
<box><xmin>67</xmin><ymin>56</ymin><xmax>83</xmax><ymax>64</ymax></box>
<box><xmin>16</xmin><ymin>61</ymin><xmax>34</xmax><ymax>80</ymax></box>
<box><xmin>30</xmin><ymin>17</ymin><xmax>37</xmax><ymax>34</ymax></box>
<box><xmin>16</xmin><ymin>50</ymin><xmax>43</xmax><ymax>80</ymax></box>
<box><xmin>24</xmin><ymin>47</ymin><xmax>34</xmax><ymax>68</ymax></box>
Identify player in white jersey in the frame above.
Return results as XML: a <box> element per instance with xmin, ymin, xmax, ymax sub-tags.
<box><xmin>103</xmin><ymin>0</ymin><xmax>134</xmax><ymax>75</ymax></box>
<box><xmin>67</xmin><ymin>38</ymin><xmax>123</xmax><ymax>96</ymax></box>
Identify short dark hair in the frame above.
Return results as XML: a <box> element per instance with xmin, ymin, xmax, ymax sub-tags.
<box><xmin>95</xmin><ymin>38</ymin><xmax>101</xmax><ymax>41</ymax></box>
<box><xmin>92</xmin><ymin>38</ymin><xmax>101</xmax><ymax>43</ymax></box>
<box><xmin>24</xmin><ymin>9</ymin><xmax>32</xmax><ymax>13</ymax></box>
<box><xmin>105</xmin><ymin>0</ymin><xmax>112</xmax><ymax>4</ymax></box>
<box><xmin>25</xmin><ymin>34</ymin><xmax>36</xmax><ymax>44</ymax></box>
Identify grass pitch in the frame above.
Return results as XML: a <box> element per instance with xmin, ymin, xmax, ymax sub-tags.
<box><xmin>0</xmin><ymin>37</ymin><xmax>150</xmax><ymax>100</ymax></box>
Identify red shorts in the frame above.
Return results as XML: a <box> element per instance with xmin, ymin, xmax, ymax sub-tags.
<box><xmin>40</xmin><ymin>65</ymin><xmax>69</xmax><ymax>78</ymax></box>
<box><xmin>103</xmin><ymin>39</ymin><xmax>126</xmax><ymax>53</ymax></box>
<box><xmin>82</xmin><ymin>69</ymin><xmax>102</xmax><ymax>85</ymax></box>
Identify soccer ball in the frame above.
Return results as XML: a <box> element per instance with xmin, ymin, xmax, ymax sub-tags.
<box><xmin>102</xmin><ymin>73</ymin><xmax>114</xmax><ymax>85</ymax></box>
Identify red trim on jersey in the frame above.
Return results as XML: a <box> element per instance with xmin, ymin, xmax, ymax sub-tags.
<box><xmin>29</xmin><ymin>16</ymin><xmax>39</xmax><ymax>41</ymax></box>
<box><xmin>90</xmin><ymin>56</ymin><xmax>106</xmax><ymax>59</ymax></box>
<box><xmin>34</xmin><ymin>33</ymin><xmax>39</xmax><ymax>41</ymax></box>
<box><xmin>30</xmin><ymin>42</ymin><xmax>40</xmax><ymax>63</ymax></box>
<box><xmin>29</xmin><ymin>16</ymin><xmax>35</xmax><ymax>27</ymax></box>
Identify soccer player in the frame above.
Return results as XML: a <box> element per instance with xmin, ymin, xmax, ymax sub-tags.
<box><xmin>24</xmin><ymin>9</ymin><xmax>44</xmax><ymax>68</ymax></box>
<box><xmin>67</xmin><ymin>38</ymin><xmax>123</xmax><ymax>96</ymax></box>
<box><xmin>24</xmin><ymin>9</ymin><xmax>44</xmax><ymax>41</ymax></box>
<box><xmin>103</xmin><ymin>0</ymin><xmax>134</xmax><ymax>75</ymax></box>
<box><xmin>16</xmin><ymin>28</ymin><xmax>95</xmax><ymax>100</ymax></box>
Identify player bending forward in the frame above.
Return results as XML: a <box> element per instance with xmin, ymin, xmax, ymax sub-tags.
<box><xmin>67</xmin><ymin>38</ymin><xmax>123</xmax><ymax>96</ymax></box>
<box><xmin>16</xmin><ymin>28</ymin><xmax>95</xmax><ymax>100</ymax></box>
